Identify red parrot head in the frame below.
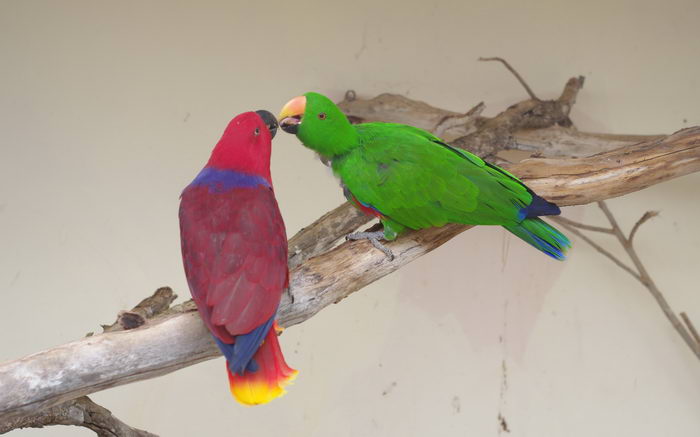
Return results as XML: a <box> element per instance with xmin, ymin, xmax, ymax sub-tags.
<box><xmin>206</xmin><ymin>110</ymin><xmax>278</xmax><ymax>183</ymax></box>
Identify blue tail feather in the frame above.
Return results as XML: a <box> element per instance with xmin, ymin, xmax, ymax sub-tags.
<box><xmin>213</xmin><ymin>313</ymin><xmax>276</xmax><ymax>376</ymax></box>
<box><xmin>504</xmin><ymin>217</ymin><xmax>571</xmax><ymax>260</ymax></box>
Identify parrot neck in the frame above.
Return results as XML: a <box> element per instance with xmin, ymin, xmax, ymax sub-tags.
<box><xmin>298</xmin><ymin>122</ymin><xmax>359</xmax><ymax>160</ymax></box>
<box><xmin>206</xmin><ymin>144</ymin><xmax>272</xmax><ymax>185</ymax></box>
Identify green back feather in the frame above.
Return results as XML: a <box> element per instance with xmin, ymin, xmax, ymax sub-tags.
<box><xmin>332</xmin><ymin>122</ymin><xmax>532</xmax><ymax>228</ymax></box>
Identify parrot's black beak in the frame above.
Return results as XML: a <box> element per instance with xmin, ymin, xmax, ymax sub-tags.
<box><xmin>279</xmin><ymin>116</ymin><xmax>300</xmax><ymax>134</ymax></box>
<box><xmin>255</xmin><ymin>110</ymin><xmax>278</xmax><ymax>139</ymax></box>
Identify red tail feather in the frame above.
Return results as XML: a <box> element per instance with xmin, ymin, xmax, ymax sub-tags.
<box><xmin>227</xmin><ymin>323</ymin><xmax>297</xmax><ymax>405</ymax></box>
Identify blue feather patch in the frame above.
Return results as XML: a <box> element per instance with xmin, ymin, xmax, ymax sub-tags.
<box><xmin>189</xmin><ymin>167</ymin><xmax>270</xmax><ymax>193</ymax></box>
<box><xmin>213</xmin><ymin>313</ymin><xmax>275</xmax><ymax>376</ymax></box>
<box><xmin>519</xmin><ymin>194</ymin><xmax>561</xmax><ymax>220</ymax></box>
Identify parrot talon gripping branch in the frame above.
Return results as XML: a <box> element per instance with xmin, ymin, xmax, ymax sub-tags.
<box><xmin>346</xmin><ymin>230</ymin><xmax>395</xmax><ymax>261</ymax></box>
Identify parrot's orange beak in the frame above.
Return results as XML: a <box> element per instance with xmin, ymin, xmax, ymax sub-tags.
<box><xmin>278</xmin><ymin>95</ymin><xmax>306</xmax><ymax>134</ymax></box>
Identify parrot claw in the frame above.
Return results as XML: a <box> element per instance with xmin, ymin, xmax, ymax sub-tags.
<box><xmin>346</xmin><ymin>231</ymin><xmax>395</xmax><ymax>261</ymax></box>
<box><xmin>370</xmin><ymin>238</ymin><xmax>395</xmax><ymax>261</ymax></box>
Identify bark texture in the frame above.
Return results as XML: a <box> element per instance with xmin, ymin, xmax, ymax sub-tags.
<box><xmin>0</xmin><ymin>396</ymin><xmax>157</xmax><ymax>436</ymax></box>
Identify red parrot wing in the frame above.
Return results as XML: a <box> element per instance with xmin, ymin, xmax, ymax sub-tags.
<box><xmin>179</xmin><ymin>184</ymin><xmax>288</xmax><ymax>341</ymax></box>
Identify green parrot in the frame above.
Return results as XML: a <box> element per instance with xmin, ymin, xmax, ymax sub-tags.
<box><xmin>278</xmin><ymin>92</ymin><xmax>570</xmax><ymax>261</ymax></box>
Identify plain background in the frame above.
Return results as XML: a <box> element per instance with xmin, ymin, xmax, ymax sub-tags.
<box><xmin>2</xmin><ymin>1</ymin><xmax>699</xmax><ymax>436</ymax></box>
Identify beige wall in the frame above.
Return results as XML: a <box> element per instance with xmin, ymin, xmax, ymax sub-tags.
<box><xmin>2</xmin><ymin>0</ymin><xmax>699</xmax><ymax>435</ymax></box>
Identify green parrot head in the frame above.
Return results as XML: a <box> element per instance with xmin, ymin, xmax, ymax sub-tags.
<box><xmin>278</xmin><ymin>92</ymin><xmax>358</xmax><ymax>158</ymax></box>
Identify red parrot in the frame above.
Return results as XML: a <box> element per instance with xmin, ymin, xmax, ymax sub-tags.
<box><xmin>179</xmin><ymin>110</ymin><xmax>297</xmax><ymax>405</ymax></box>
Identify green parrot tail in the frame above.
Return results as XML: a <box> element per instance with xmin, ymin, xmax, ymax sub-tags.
<box><xmin>504</xmin><ymin>218</ymin><xmax>571</xmax><ymax>260</ymax></box>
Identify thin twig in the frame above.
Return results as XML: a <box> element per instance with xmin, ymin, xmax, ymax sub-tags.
<box><xmin>552</xmin><ymin>216</ymin><xmax>615</xmax><ymax>234</ymax></box>
<box><xmin>551</xmin><ymin>217</ymin><xmax>640</xmax><ymax>280</ymax></box>
<box><xmin>680</xmin><ymin>313</ymin><xmax>700</xmax><ymax>346</ymax></box>
<box><xmin>628</xmin><ymin>210</ymin><xmax>659</xmax><ymax>244</ymax></box>
<box><xmin>596</xmin><ymin>201</ymin><xmax>700</xmax><ymax>360</ymax></box>
<box><xmin>433</xmin><ymin>101</ymin><xmax>485</xmax><ymax>137</ymax></box>
<box><xmin>479</xmin><ymin>57</ymin><xmax>540</xmax><ymax>100</ymax></box>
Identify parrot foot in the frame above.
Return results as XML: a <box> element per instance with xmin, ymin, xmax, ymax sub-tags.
<box><xmin>346</xmin><ymin>231</ymin><xmax>395</xmax><ymax>261</ymax></box>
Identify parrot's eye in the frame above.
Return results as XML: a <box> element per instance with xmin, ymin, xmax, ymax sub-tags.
<box><xmin>318</xmin><ymin>112</ymin><xmax>327</xmax><ymax>120</ymax></box>
<box><xmin>254</xmin><ymin>127</ymin><xmax>260</xmax><ymax>136</ymax></box>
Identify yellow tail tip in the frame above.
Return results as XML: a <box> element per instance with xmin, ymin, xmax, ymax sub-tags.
<box><xmin>226</xmin><ymin>319</ymin><xmax>297</xmax><ymax>406</ymax></box>
<box><xmin>229</xmin><ymin>369</ymin><xmax>299</xmax><ymax>406</ymax></box>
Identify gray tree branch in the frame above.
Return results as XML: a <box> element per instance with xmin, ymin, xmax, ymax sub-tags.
<box><xmin>555</xmin><ymin>203</ymin><xmax>700</xmax><ymax>360</ymax></box>
<box><xmin>598</xmin><ymin>201</ymin><xmax>700</xmax><ymax>359</ymax></box>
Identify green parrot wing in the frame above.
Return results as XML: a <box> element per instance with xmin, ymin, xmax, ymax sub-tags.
<box><xmin>333</xmin><ymin>123</ymin><xmax>533</xmax><ymax>230</ymax></box>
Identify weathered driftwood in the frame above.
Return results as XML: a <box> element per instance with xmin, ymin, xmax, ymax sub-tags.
<box><xmin>287</xmin><ymin>202</ymin><xmax>367</xmax><ymax>269</ymax></box>
<box><xmin>102</xmin><ymin>287</ymin><xmax>177</xmax><ymax>333</ymax></box>
<box><xmin>339</xmin><ymin>91</ymin><xmax>662</xmax><ymax>158</ymax></box>
<box><xmin>512</xmin><ymin>127</ymin><xmax>700</xmax><ymax>204</ymax></box>
<box><xmin>512</xmin><ymin>127</ymin><xmax>665</xmax><ymax>158</ymax></box>
<box><xmin>1</xmin><ymin>126</ymin><xmax>698</xmax><ymax>422</ymax></box>
<box><xmin>450</xmin><ymin>76</ymin><xmax>584</xmax><ymax>156</ymax></box>
<box><xmin>0</xmin><ymin>396</ymin><xmax>157</xmax><ymax>436</ymax></box>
